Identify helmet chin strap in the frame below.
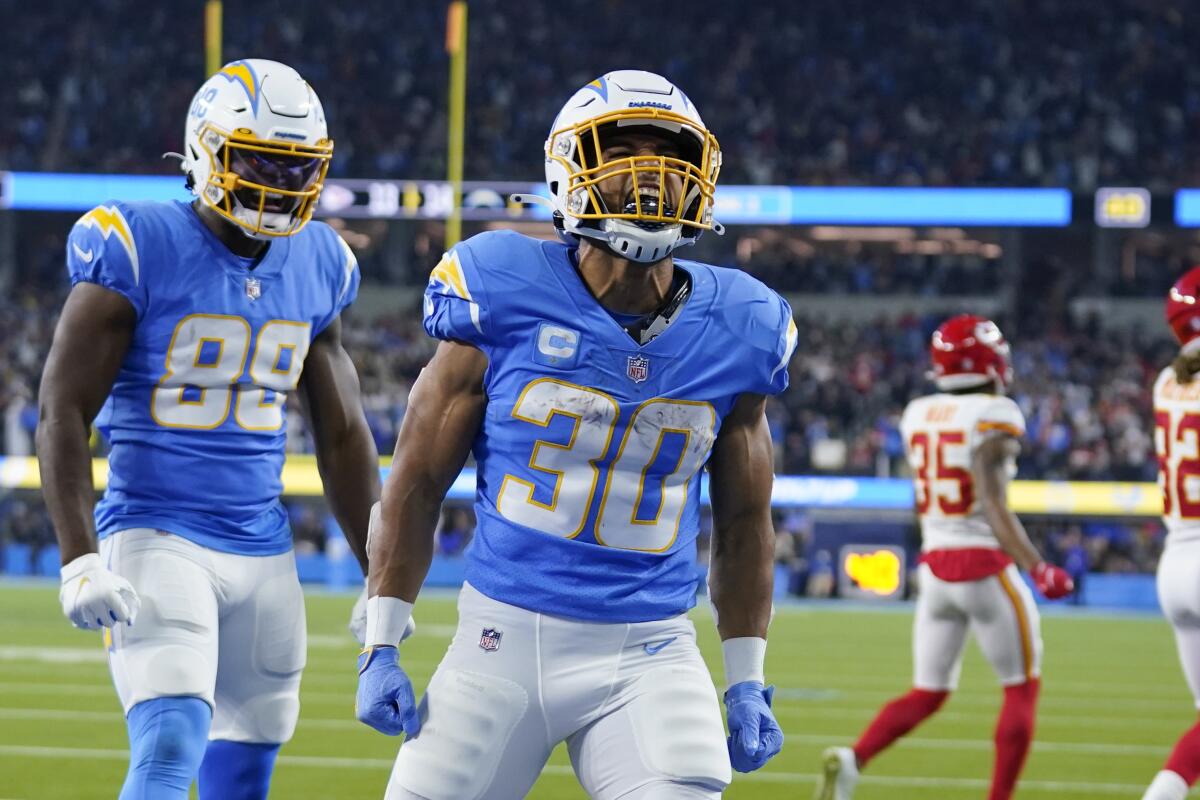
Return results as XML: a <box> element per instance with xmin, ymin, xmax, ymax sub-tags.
<box><xmin>510</xmin><ymin>193</ymin><xmax>716</xmax><ymax>264</ymax></box>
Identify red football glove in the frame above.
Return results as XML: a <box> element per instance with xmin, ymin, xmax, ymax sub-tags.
<box><xmin>1031</xmin><ymin>562</ymin><xmax>1074</xmax><ymax>600</ymax></box>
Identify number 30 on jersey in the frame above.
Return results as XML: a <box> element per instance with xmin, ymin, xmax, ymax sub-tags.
<box><xmin>151</xmin><ymin>313</ymin><xmax>311</xmax><ymax>431</ymax></box>
<box><xmin>497</xmin><ymin>378</ymin><xmax>717</xmax><ymax>553</ymax></box>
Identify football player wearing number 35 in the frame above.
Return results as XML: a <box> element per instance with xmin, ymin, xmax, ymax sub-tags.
<box><xmin>357</xmin><ymin>70</ymin><xmax>795</xmax><ymax>799</ymax></box>
<box><xmin>816</xmin><ymin>315</ymin><xmax>1073</xmax><ymax>800</ymax></box>
<box><xmin>1141</xmin><ymin>267</ymin><xmax>1200</xmax><ymax>800</ymax></box>
<box><xmin>36</xmin><ymin>60</ymin><xmax>381</xmax><ymax>800</ymax></box>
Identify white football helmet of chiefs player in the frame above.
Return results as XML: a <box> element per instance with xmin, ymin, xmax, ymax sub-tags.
<box><xmin>539</xmin><ymin>70</ymin><xmax>724</xmax><ymax>263</ymax></box>
<box><xmin>180</xmin><ymin>58</ymin><xmax>332</xmax><ymax>239</ymax></box>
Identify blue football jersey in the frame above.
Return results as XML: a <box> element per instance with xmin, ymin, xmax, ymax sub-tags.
<box><xmin>66</xmin><ymin>200</ymin><xmax>359</xmax><ymax>555</ymax></box>
<box><xmin>424</xmin><ymin>230</ymin><xmax>797</xmax><ymax>622</ymax></box>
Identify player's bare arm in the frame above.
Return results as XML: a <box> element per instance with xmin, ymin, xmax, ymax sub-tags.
<box><xmin>706</xmin><ymin>389</ymin><xmax>785</xmax><ymax>772</ymax></box>
<box><xmin>972</xmin><ymin>434</ymin><xmax>1040</xmax><ymax>571</ymax></box>
<box><xmin>371</xmin><ymin>339</ymin><xmax>487</xmax><ymax>602</ymax></box>
<box><xmin>37</xmin><ymin>282</ymin><xmax>143</xmax><ymax>630</ymax></box>
<box><xmin>37</xmin><ymin>283</ymin><xmax>136</xmax><ymax>564</ymax></box>
<box><xmin>298</xmin><ymin>315</ymin><xmax>380</xmax><ymax>573</ymax></box>
<box><xmin>707</xmin><ymin>391</ymin><xmax>775</xmax><ymax>639</ymax></box>
<box><xmin>355</xmin><ymin>339</ymin><xmax>486</xmax><ymax>738</ymax></box>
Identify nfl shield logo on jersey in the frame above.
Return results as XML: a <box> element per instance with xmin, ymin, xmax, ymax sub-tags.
<box><xmin>245</xmin><ymin>277</ymin><xmax>262</xmax><ymax>301</ymax></box>
<box><xmin>479</xmin><ymin>627</ymin><xmax>503</xmax><ymax>652</ymax></box>
<box><xmin>626</xmin><ymin>354</ymin><xmax>650</xmax><ymax>383</ymax></box>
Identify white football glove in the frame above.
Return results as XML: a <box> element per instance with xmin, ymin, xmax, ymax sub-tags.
<box><xmin>59</xmin><ymin>552</ymin><xmax>140</xmax><ymax>630</ymax></box>
<box><xmin>349</xmin><ymin>580</ymin><xmax>415</xmax><ymax>646</ymax></box>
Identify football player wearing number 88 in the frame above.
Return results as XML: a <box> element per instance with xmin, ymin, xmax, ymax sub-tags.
<box><xmin>1141</xmin><ymin>267</ymin><xmax>1200</xmax><ymax>800</ymax></box>
<box><xmin>37</xmin><ymin>60</ymin><xmax>381</xmax><ymax>800</ymax></box>
<box><xmin>357</xmin><ymin>70</ymin><xmax>794</xmax><ymax>799</ymax></box>
<box><xmin>816</xmin><ymin>315</ymin><xmax>1073</xmax><ymax>800</ymax></box>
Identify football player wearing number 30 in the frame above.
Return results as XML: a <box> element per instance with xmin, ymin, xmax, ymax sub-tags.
<box><xmin>36</xmin><ymin>60</ymin><xmax>380</xmax><ymax>800</ymax></box>
<box><xmin>357</xmin><ymin>70</ymin><xmax>795</xmax><ymax>799</ymax></box>
<box><xmin>816</xmin><ymin>315</ymin><xmax>1073</xmax><ymax>800</ymax></box>
<box><xmin>1141</xmin><ymin>267</ymin><xmax>1200</xmax><ymax>800</ymax></box>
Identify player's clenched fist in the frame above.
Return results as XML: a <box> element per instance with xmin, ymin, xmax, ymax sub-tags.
<box><xmin>1032</xmin><ymin>562</ymin><xmax>1074</xmax><ymax>600</ymax></box>
<box><xmin>356</xmin><ymin>646</ymin><xmax>421</xmax><ymax>737</ymax></box>
<box><xmin>59</xmin><ymin>553</ymin><xmax>140</xmax><ymax>629</ymax></box>
<box><xmin>724</xmin><ymin>681</ymin><xmax>784</xmax><ymax>772</ymax></box>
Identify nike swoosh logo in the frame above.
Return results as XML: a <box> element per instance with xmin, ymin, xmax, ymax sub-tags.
<box><xmin>72</xmin><ymin>243</ymin><xmax>95</xmax><ymax>263</ymax></box>
<box><xmin>643</xmin><ymin>637</ymin><xmax>676</xmax><ymax>655</ymax></box>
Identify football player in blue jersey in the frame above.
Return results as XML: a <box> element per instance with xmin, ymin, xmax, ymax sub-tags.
<box><xmin>356</xmin><ymin>70</ymin><xmax>796</xmax><ymax>798</ymax></box>
<box><xmin>36</xmin><ymin>60</ymin><xmax>381</xmax><ymax>800</ymax></box>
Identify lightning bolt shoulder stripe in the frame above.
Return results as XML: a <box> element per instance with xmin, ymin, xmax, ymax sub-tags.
<box><xmin>77</xmin><ymin>206</ymin><xmax>140</xmax><ymax>285</ymax></box>
<box><xmin>428</xmin><ymin>252</ymin><xmax>483</xmax><ymax>335</ymax></box>
<box><xmin>771</xmin><ymin>317</ymin><xmax>799</xmax><ymax>380</ymax></box>
<box><xmin>336</xmin><ymin>235</ymin><xmax>358</xmax><ymax>303</ymax></box>
<box><xmin>429</xmin><ymin>252</ymin><xmax>472</xmax><ymax>301</ymax></box>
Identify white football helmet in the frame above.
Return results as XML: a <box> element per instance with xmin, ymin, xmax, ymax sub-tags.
<box><xmin>543</xmin><ymin>70</ymin><xmax>723</xmax><ymax>263</ymax></box>
<box><xmin>181</xmin><ymin>59</ymin><xmax>331</xmax><ymax>239</ymax></box>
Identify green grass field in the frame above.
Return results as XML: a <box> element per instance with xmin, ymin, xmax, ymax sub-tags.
<box><xmin>0</xmin><ymin>582</ymin><xmax>1193</xmax><ymax>799</ymax></box>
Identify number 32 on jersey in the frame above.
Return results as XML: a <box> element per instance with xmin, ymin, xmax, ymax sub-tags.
<box><xmin>151</xmin><ymin>313</ymin><xmax>311</xmax><ymax>431</ymax></box>
<box><xmin>1156</xmin><ymin>409</ymin><xmax>1200</xmax><ymax>518</ymax></box>
<box><xmin>497</xmin><ymin>378</ymin><xmax>717</xmax><ymax>553</ymax></box>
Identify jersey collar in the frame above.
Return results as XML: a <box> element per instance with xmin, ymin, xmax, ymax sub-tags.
<box><xmin>541</xmin><ymin>241</ymin><xmax>713</xmax><ymax>354</ymax></box>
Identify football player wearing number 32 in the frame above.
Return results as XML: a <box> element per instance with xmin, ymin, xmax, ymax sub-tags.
<box><xmin>357</xmin><ymin>70</ymin><xmax>794</xmax><ymax>799</ymax></box>
<box><xmin>1141</xmin><ymin>267</ymin><xmax>1200</xmax><ymax>800</ymax></box>
<box><xmin>816</xmin><ymin>315</ymin><xmax>1073</xmax><ymax>800</ymax></box>
<box><xmin>36</xmin><ymin>60</ymin><xmax>380</xmax><ymax>800</ymax></box>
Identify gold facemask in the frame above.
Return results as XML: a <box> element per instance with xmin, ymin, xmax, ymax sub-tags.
<box><xmin>547</xmin><ymin>108</ymin><xmax>721</xmax><ymax>230</ymax></box>
<box><xmin>196</xmin><ymin>122</ymin><xmax>333</xmax><ymax>237</ymax></box>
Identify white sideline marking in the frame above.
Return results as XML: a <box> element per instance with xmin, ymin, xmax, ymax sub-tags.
<box><xmin>306</xmin><ymin>624</ymin><xmax>458</xmax><ymax>650</ymax></box>
<box><xmin>0</xmin><ymin>744</ymin><xmax>1155</xmax><ymax>793</ymax></box>
<box><xmin>775</xmin><ymin>704</ymin><xmax>1190</xmax><ymax>729</ymax></box>
<box><xmin>783</xmin><ymin>732</ymin><xmax>1164</xmax><ymax>756</ymax></box>
<box><xmin>0</xmin><ymin>646</ymin><xmax>105</xmax><ymax>664</ymax></box>
<box><xmin>0</xmin><ymin>708</ymin><xmax>1169</xmax><ymax>757</ymax></box>
<box><xmin>0</xmin><ymin>676</ymin><xmax>1192</xmax><ymax>728</ymax></box>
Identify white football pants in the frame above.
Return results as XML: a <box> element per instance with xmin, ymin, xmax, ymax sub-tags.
<box><xmin>913</xmin><ymin>563</ymin><xmax>1043</xmax><ymax>690</ymax></box>
<box><xmin>100</xmin><ymin>528</ymin><xmax>307</xmax><ymax>744</ymax></box>
<box><xmin>1158</xmin><ymin>539</ymin><xmax>1200</xmax><ymax>708</ymax></box>
<box><xmin>385</xmin><ymin>582</ymin><xmax>731</xmax><ymax>800</ymax></box>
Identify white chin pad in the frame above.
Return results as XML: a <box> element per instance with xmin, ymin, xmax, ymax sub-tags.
<box><xmin>599</xmin><ymin>219</ymin><xmax>684</xmax><ymax>263</ymax></box>
<box><xmin>233</xmin><ymin>207</ymin><xmax>294</xmax><ymax>237</ymax></box>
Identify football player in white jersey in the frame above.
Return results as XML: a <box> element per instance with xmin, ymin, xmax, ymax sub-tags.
<box><xmin>815</xmin><ymin>315</ymin><xmax>1073</xmax><ymax>800</ymax></box>
<box><xmin>1141</xmin><ymin>267</ymin><xmax>1200</xmax><ymax>800</ymax></box>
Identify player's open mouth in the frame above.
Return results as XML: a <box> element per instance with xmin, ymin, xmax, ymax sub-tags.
<box><xmin>623</xmin><ymin>188</ymin><xmax>676</xmax><ymax>230</ymax></box>
<box><xmin>243</xmin><ymin>191</ymin><xmax>298</xmax><ymax>214</ymax></box>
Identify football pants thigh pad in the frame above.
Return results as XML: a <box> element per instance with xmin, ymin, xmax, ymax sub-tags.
<box><xmin>911</xmin><ymin>574</ymin><xmax>969</xmax><ymax>691</ymax></box>
<box><xmin>210</xmin><ymin>557</ymin><xmax>306</xmax><ymax>744</ymax></box>
<box><xmin>971</xmin><ymin>568</ymin><xmax>1043</xmax><ymax>685</ymax></box>
<box><xmin>1158</xmin><ymin>551</ymin><xmax>1200</xmax><ymax>706</ymax></box>
<box><xmin>387</xmin><ymin>668</ymin><xmax>543</xmax><ymax>800</ymax></box>
<box><xmin>102</xmin><ymin>532</ymin><xmax>220</xmax><ymax>710</ymax></box>
<box><xmin>569</xmin><ymin>665</ymin><xmax>731</xmax><ymax>799</ymax></box>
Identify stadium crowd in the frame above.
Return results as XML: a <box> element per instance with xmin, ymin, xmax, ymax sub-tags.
<box><xmin>4</xmin><ymin>1</ymin><xmax>1198</xmax><ymax>190</ymax></box>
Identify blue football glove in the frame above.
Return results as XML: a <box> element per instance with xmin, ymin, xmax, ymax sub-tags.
<box><xmin>724</xmin><ymin>681</ymin><xmax>784</xmax><ymax>773</ymax></box>
<box><xmin>355</xmin><ymin>646</ymin><xmax>420</xmax><ymax>737</ymax></box>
